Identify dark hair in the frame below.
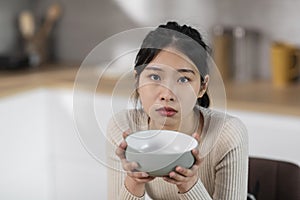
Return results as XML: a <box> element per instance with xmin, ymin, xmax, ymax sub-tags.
<box><xmin>134</xmin><ymin>21</ymin><xmax>210</xmax><ymax>108</ymax></box>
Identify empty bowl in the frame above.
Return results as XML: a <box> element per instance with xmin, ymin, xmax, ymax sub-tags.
<box><xmin>125</xmin><ymin>130</ymin><xmax>198</xmax><ymax>176</ymax></box>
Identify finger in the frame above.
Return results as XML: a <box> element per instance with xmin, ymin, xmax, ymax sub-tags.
<box><xmin>120</xmin><ymin>140</ymin><xmax>127</xmax><ymax>149</ymax></box>
<box><xmin>192</xmin><ymin>132</ymin><xmax>200</xmax><ymax>142</ymax></box>
<box><xmin>123</xmin><ymin>161</ymin><xmax>139</xmax><ymax>172</ymax></box>
<box><xmin>127</xmin><ymin>171</ymin><xmax>149</xmax><ymax>179</ymax></box>
<box><xmin>115</xmin><ymin>147</ymin><xmax>125</xmax><ymax>159</ymax></box>
<box><xmin>192</xmin><ymin>148</ymin><xmax>201</xmax><ymax>166</ymax></box>
<box><xmin>175</xmin><ymin>166</ymin><xmax>194</xmax><ymax>177</ymax></box>
<box><xmin>163</xmin><ymin>174</ymin><xmax>185</xmax><ymax>185</ymax></box>
<box><xmin>162</xmin><ymin>176</ymin><xmax>178</xmax><ymax>184</ymax></box>
<box><xmin>168</xmin><ymin>171</ymin><xmax>186</xmax><ymax>182</ymax></box>
<box><xmin>135</xmin><ymin>177</ymin><xmax>155</xmax><ymax>183</ymax></box>
<box><xmin>115</xmin><ymin>141</ymin><xmax>127</xmax><ymax>159</ymax></box>
<box><xmin>131</xmin><ymin>175</ymin><xmax>155</xmax><ymax>183</ymax></box>
<box><xmin>123</xmin><ymin>129</ymin><xmax>131</xmax><ymax>139</ymax></box>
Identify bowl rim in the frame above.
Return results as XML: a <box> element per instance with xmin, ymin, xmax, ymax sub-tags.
<box><xmin>125</xmin><ymin>130</ymin><xmax>199</xmax><ymax>155</ymax></box>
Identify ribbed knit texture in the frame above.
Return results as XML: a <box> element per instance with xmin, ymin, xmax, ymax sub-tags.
<box><xmin>106</xmin><ymin>107</ymin><xmax>248</xmax><ymax>200</ymax></box>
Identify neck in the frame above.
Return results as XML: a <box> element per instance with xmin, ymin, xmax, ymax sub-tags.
<box><xmin>178</xmin><ymin>109</ymin><xmax>200</xmax><ymax>135</ymax></box>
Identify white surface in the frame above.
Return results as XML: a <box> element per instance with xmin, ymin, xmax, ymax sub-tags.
<box><xmin>0</xmin><ymin>89</ymin><xmax>110</xmax><ymax>200</ymax></box>
<box><xmin>228</xmin><ymin>109</ymin><xmax>300</xmax><ymax>166</ymax></box>
<box><xmin>0</xmin><ymin>88</ymin><xmax>299</xmax><ymax>200</ymax></box>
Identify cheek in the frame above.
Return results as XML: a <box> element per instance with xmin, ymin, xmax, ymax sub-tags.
<box><xmin>176</xmin><ymin>85</ymin><xmax>199</xmax><ymax>114</ymax></box>
<box><xmin>177</xmin><ymin>95</ymin><xmax>198</xmax><ymax>113</ymax></box>
<box><xmin>138</xmin><ymin>86</ymin><xmax>156</xmax><ymax>109</ymax></box>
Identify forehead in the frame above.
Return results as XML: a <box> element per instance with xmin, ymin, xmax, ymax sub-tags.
<box><xmin>147</xmin><ymin>48</ymin><xmax>199</xmax><ymax>73</ymax></box>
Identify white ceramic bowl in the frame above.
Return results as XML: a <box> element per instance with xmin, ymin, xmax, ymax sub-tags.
<box><xmin>125</xmin><ymin>130</ymin><xmax>198</xmax><ymax>176</ymax></box>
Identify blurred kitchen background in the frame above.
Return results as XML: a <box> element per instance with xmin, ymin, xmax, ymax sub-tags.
<box><xmin>1</xmin><ymin>0</ymin><xmax>300</xmax><ymax>78</ymax></box>
<box><xmin>0</xmin><ymin>1</ymin><xmax>299</xmax><ymax>200</ymax></box>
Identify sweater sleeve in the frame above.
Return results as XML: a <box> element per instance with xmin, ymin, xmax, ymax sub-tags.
<box><xmin>179</xmin><ymin>117</ymin><xmax>248</xmax><ymax>200</ymax></box>
<box><xmin>106</xmin><ymin>111</ymin><xmax>146</xmax><ymax>200</ymax></box>
<box><xmin>212</xmin><ymin>117</ymin><xmax>249</xmax><ymax>200</ymax></box>
<box><xmin>178</xmin><ymin>179</ymin><xmax>213</xmax><ymax>200</ymax></box>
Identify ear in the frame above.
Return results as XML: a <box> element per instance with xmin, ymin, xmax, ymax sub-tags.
<box><xmin>133</xmin><ymin>70</ymin><xmax>138</xmax><ymax>78</ymax></box>
<box><xmin>134</xmin><ymin>69</ymin><xmax>140</xmax><ymax>93</ymax></box>
<box><xmin>198</xmin><ymin>75</ymin><xmax>209</xmax><ymax>98</ymax></box>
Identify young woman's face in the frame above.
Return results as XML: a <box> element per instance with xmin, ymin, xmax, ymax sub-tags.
<box><xmin>137</xmin><ymin>48</ymin><xmax>206</xmax><ymax>128</ymax></box>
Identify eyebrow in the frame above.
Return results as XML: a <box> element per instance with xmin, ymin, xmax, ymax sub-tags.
<box><xmin>177</xmin><ymin>69</ymin><xmax>195</xmax><ymax>75</ymax></box>
<box><xmin>145</xmin><ymin>66</ymin><xmax>163</xmax><ymax>72</ymax></box>
<box><xmin>145</xmin><ymin>66</ymin><xmax>195</xmax><ymax>75</ymax></box>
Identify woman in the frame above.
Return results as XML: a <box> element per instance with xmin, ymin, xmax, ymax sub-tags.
<box><xmin>106</xmin><ymin>21</ymin><xmax>248</xmax><ymax>199</ymax></box>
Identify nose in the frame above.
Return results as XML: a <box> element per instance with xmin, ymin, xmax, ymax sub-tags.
<box><xmin>159</xmin><ymin>86</ymin><xmax>176</xmax><ymax>102</ymax></box>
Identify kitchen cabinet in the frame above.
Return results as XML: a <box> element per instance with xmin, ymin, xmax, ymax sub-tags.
<box><xmin>0</xmin><ymin>64</ymin><xmax>300</xmax><ymax>116</ymax></box>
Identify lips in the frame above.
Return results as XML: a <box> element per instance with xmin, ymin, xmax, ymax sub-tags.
<box><xmin>156</xmin><ymin>106</ymin><xmax>178</xmax><ymax>117</ymax></box>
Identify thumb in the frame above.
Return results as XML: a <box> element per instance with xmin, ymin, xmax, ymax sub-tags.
<box><xmin>192</xmin><ymin>132</ymin><xmax>200</xmax><ymax>142</ymax></box>
<box><xmin>122</xmin><ymin>129</ymin><xmax>131</xmax><ymax>139</ymax></box>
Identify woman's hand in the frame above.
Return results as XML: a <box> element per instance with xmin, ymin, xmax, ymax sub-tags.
<box><xmin>115</xmin><ymin>130</ymin><xmax>155</xmax><ymax>197</ymax></box>
<box><xmin>162</xmin><ymin>132</ymin><xmax>202</xmax><ymax>193</ymax></box>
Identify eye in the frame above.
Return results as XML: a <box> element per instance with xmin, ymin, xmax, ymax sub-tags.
<box><xmin>178</xmin><ymin>76</ymin><xmax>190</xmax><ymax>83</ymax></box>
<box><xmin>149</xmin><ymin>74</ymin><xmax>161</xmax><ymax>81</ymax></box>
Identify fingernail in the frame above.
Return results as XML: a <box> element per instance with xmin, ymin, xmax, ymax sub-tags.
<box><xmin>142</xmin><ymin>173</ymin><xmax>148</xmax><ymax>177</ymax></box>
<box><xmin>132</xmin><ymin>162</ymin><xmax>138</xmax><ymax>168</ymax></box>
<box><xmin>121</xmin><ymin>141</ymin><xmax>127</xmax><ymax>147</ymax></box>
<box><xmin>169</xmin><ymin>172</ymin><xmax>174</xmax><ymax>178</ymax></box>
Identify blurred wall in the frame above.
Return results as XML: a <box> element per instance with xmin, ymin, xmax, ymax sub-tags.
<box><xmin>35</xmin><ymin>0</ymin><xmax>138</xmax><ymax>63</ymax></box>
<box><xmin>1</xmin><ymin>0</ymin><xmax>299</xmax><ymax>79</ymax></box>
<box><xmin>35</xmin><ymin>0</ymin><xmax>215</xmax><ymax>63</ymax></box>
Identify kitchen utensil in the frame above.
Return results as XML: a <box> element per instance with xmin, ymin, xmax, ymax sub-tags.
<box><xmin>270</xmin><ymin>42</ymin><xmax>300</xmax><ymax>87</ymax></box>
<box><xmin>18</xmin><ymin>10</ymin><xmax>35</xmax><ymax>40</ymax></box>
<box><xmin>20</xmin><ymin>3</ymin><xmax>62</xmax><ymax>67</ymax></box>
<box><xmin>212</xmin><ymin>26</ymin><xmax>261</xmax><ymax>82</ymax></box>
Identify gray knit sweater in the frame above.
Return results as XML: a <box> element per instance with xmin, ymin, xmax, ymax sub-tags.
<box><xmin>106</xmin><ymin>106</ymin><xmax>248</xmax><ymax>199</ymax></box>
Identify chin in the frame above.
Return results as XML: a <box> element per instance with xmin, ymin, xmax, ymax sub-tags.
<box><xmin>157</xmin><ymin>116</ymin><xmax>181</xmax><ymax>128</ymax></box>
